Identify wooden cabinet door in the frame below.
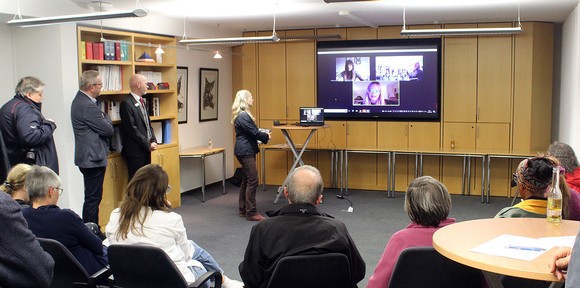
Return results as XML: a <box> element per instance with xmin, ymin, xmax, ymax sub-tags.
<box><xmin>260</xmin><ymin>120</ymin><xmax>287</xmax><ymax>185</ymax></box>
<box><xmin>443</xmin><ymin>31</ymin><xmax>477</xmax><ymax>122</ymax></box>
<box><xmin>151</xmin><ymin>145</ymin><xmax>181</xmax><ymax>207</ymax></box>
<box><xmin>99</xmin><ymin>155</ymin><xmax>128</xmax><ymax>229</ymax></box>
<box><xmin>258</xmin><ymin>31</ymin><xmax>286</xmax><ymax>120</ymax></box>
<box><xmin>477</xmin><ymin>24</ymin><xmax>513</xmax><ymax>123</ymax></box>
<box><xmin>347</xmin><ymin>121</ymin><xmax>377</xmax><ymax>149</ymax></box>
<box><xmin>475</xmin><ymin>123</ymin><xmax>511</xmax><ymax>197</ymax></box>
<box><xmin>377</xmin><ymin>122</ymin><xmax>408</xmax><ymax>149</ymax></box>
<box><xmin>286</xmin><ymin>30</ymin><xmax>315</xmax><ymax>120</ymax></box>
<box><xmin>442</xmin><ymin>123</ymin><xmax>476</xmax><ymax>195</ymax></box>
<box><xmin>410</xmin><ymin>122</ymin><xmax>441</xmax><ymax>180</ymax></box>
<box><xmin>317</xmin><ymin>121</ymin><xmax>346</xmax><ymax>150</ymax></box>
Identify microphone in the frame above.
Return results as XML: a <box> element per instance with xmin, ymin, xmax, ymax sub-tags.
<box><xmin>336</xmin><ymin>194</ymin><xmax>354</xmax><ymax>212</ymax></box>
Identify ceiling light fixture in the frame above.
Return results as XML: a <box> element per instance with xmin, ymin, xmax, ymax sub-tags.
<box><xmin>400</xmin><ymin>4</ymin><xmax>523</xmax><ymax>36</ymax></box>
<box><xmin>279</xmin><ymin>34</ymin><xmax>342</xmax><ymax>41</ymax></box>
<box><xmin>7</xmin><ymin>8</ymin><xmax>148</xmax><ymax>27</ymax></box>
<box><xmin>213</xmin><ymin>51</ymin><xmax>223</xmax><ymax>59</ymax></box>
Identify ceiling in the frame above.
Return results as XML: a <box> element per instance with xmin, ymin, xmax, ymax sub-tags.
<box><xmin>5</xmin><ymin>0</ymin><xmax>580</xmax><ymax>32</ymax></box>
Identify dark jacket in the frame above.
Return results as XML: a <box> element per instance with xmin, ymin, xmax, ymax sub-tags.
<box><xmin>239</xmin><ymin>203</ymin><xmax>366</xmax><ymax>288</ymax></box>
<box><xmin>0</xmin><ymin>94</ymin><xmax>59</xmax><ymax>173</ymax></box>
<box><xmin>0</xmin><ymin>192</ymin><xmax>54</xmax><ymax>288</ymax></box>
<box><xmin>22</xmin><ymin>205</ymin><xmax>108</xmax><ymax>275</ymax></box>
<box><xmin>0</xmin><ymin>129</ymin><xmax>10</xmax><ymax>182</ymax></box>
<box><xmin>71</xmin><ymin>91</ymin><xmax>114</xmax><ymax>168</ymax></box>
<box><xmin>119</xmin><ymin>94</ymin><xmax>156</xmax><ymax>158</ymax></box>
<box><xmin>234</xmin><ymin>112</ymin><xmax>269</xmax><ymax>156</ymax></box>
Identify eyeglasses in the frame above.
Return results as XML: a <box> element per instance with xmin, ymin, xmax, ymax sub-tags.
<box><xmin>92</xmin><ymin>83</ymin><xmax>103</xmax><ymax>87</ymax></box>
<box><xmin>511</xmin><ymin>173</ymin><xmax>518</xmax><ymax>188</ymax></box>
<box><xmin>52</xmin><ymin>187</ymin><xmax>64</xmax><ymax>196</ymax></box>
<box><xmin>166</xmin><ymin>185</ymin><xmax>172</xmax><ymax>194</ymax></box>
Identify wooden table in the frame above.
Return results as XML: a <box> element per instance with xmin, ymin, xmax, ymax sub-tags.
<box><xmin>179</xmin><ymin>146</ymin><xmax>226</xmax><ymax>202</ymax></box>
<box><xmin>271</xmin><ymin>124</ymin><xmax>329</xmax><ymax>203</ymax></box>
<box><xmin>433</xmin><ymin>218</ymin><xmax>580</xmax><ymax>288</ymax></box>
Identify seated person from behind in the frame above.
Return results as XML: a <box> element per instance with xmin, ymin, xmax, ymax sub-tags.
<box><xmin>22</xmin><ymin>165</ymin><xmax>108</xmax><ymax>275</ymax></box>
<box><xmin>496</xmin><ymin>156</ymin><xmax>570</xmax><ymax>219</ymax></box>
<box><xmin>239</xmin><ymin>165</ymin><xmax>366</xmax><ymax>288</ymax></box>
<box><xmin>106</xmin><ymin>164</ymin><xmax>243</xmax><ymax>288</ymax></box>
<box><xmin>547</xmin><ymin>141</ymin><xmax>580</xmax><ymax>220</ymax></box>
<box><xmin>367</xmin><ymin>176</ymin><xmax>456</xmax><ymax>288</ymax></box>
<box><xmin>0</xmin><ymin>163</ymin><xmax>32</xmax><ymax>206</ymax></box>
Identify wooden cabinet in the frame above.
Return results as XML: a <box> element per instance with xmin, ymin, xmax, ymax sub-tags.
<box><xmin>99</xmin><ymin>154</ymin><xmax>127</xmax><ymax>229</ymax></box>
<box><xmin>77</xmin><ymin>26</ymin><xmax>181</xmax><ymax>211</ymax></box>
<box><xmin>151</xmin><ymin>145</ymin><xmax>181</xmax><ymax>207</ymax></box>
<box><xmin>258</xmin><ymin>31</ymin><xmax>287</xmax><ymax>120</ymax></box>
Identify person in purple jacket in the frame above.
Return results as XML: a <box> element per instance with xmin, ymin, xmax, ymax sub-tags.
<box><xmin>367</xmin><ymin>176</ymin><xmax>456</xmax><ymax>288</ymax></box>
<box><xmin>22</xmin><ymin>165</ymin><xmax>108</xmax><ymax>275</ymax></box>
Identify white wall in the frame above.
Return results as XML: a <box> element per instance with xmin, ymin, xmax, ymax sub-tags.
<box><xmin>0</xmin><ymin>14</ymin><xmax>236</xmax><ymax>213</ymax></box>
<box><xmin>558</xmin><ymin>3</ymin><xmax>580</xmax><ymax>153</ymax></box>
<box><xmin>176</xmin><ymin>48</ymin><xmax>235</xmax><ymax>193</ymax></box>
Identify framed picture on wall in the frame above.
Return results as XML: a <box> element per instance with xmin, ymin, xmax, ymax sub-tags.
<box><xmin>177</xmin><ymin>66</ymin><xmax>188</xmax><ymax>124</ymax></box>
<box><xmin>199</xmin><ymin>68</ymin><xmax>219</xmax><ymax>122</ymax></box>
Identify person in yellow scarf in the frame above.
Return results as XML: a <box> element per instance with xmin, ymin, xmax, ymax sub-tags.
<box><xmin>496</xmin><ymin>155</ymin><xmax>570</xmax><ymax>218</ymax></box>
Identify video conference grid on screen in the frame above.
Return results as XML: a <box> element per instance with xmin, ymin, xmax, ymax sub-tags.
<box><xmin>317</xmin><ymin>38</ymin><xmax>441</xmax><ymax>121</ymax></box>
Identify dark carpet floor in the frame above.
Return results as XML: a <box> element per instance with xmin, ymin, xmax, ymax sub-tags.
<box><xmin>174</xmin><ymin>181</ymin><xmax>513</xmax><ymax>287</ymax></box>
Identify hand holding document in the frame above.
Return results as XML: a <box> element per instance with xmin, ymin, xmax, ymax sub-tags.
<box><xmin>470</xmin><ymin>234</ymin><xmax>576</xmax><ymax>261</ymax></box>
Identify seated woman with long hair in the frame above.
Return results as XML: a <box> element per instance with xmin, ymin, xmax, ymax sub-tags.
<box><xmin>0</xmin><ymin>163</ymin><xmax>32</xmax><ymax>206</ymax></box>
<box><xmin>105</xmin><ymin>164</ymin><xmax>242</xmax><ymax>288</ymax></box>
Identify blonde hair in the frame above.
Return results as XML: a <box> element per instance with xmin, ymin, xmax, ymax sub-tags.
<box><xmin>1</xmin><ymin>164</ymin><xmax>32</xmax><ymax>196</ymax></box>
<box><xmin>231</xmin><ymin>90</ymin><xmax>254</xmax><ymax>124</ymax></box>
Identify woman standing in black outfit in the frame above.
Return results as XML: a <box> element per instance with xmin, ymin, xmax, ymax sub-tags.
<box><xmin>231</xmin><ymin>90</ymin><xmax>271</xmax><ymax>221</ymax></box>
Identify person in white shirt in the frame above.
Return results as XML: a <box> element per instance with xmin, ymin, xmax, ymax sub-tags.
<box><xmin>106</xmin><ymin>164</ymin><xmax>243</xmax><ymax>288</ymax></box>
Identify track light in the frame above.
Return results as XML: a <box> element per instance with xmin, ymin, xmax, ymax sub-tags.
<box><xmin>401</xmin><ymin>26</ymin><xmax>523</xmax><ymax>36</ymax></box>
<box><xmin>180</xmin><ymin>34</ymin><xmax>280</xmax><ymax>45</ymax></box>
<box><xmin>7</xmin><ymin>8</ymin><xmax>148</xmax><ymax>27</ymax></box>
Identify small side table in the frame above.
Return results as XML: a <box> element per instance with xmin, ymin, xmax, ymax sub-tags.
<box><xmin>179</xmin><ymin>146</ymin><xmax>226</xmax><ymax>202</ymax></box>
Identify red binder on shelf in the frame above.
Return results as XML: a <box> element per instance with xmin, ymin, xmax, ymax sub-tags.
<box><xmin>86</xmin><ymin>41</ymin><xmax>93</xmax><ymax>60</ymax></box>
<box><xmin>115</xmin><ymin>43</ymin><xmax>121</xmax><ymax>61</ymax></box>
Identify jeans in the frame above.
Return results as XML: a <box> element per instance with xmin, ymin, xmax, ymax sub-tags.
<box><xmin>188</xmin><ymin>240</ymin><xmax>223</xmax><ymax>288</ymax></box>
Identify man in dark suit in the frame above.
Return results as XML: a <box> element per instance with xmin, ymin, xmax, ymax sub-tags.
<box><xmin>71</xmin><ymin>70</ymin><xmax>114</xmax><ymax>225</ymax></box>
<box><xmin>119</xmin><ymin>74</ymin><xmax>157</xmax><ymax>180</ymax></box>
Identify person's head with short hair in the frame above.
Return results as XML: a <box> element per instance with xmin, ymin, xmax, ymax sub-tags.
<box><xmin>116</xmin><ymin>164</ymin><xmax>171</xmax><ymax>240</ymax></box>
<box><xmin>79</xmin><ymin>70</ymin><xmax>103</xmax><ymax>97</ymax></box>
<box><xmin>25</xmin><ymin>165</ymin><xmax>62</xmax><ymax>205</ymax></box>
<box><xmin>130</xmin><ymin>74</ymin><xmax>148</xmax><ymax>96</ymax></box>
<box><xmin>404</xmin><ymin>176</ymin><xmax>452</xmax><ymax>227</ymax></box>
<box><xmin>15</xmin><ymin>76</ymin><xmax>45</xmax><ymax>103</ymax></box>
<box><xmin>1</xmin><ymin>164</ymin><xmax>32</xmax><ymax>198</ymax></box>
<box><xmin>284</xmin><ymin>165</ymin><xmax>324</xmax><ymax>205</ymax></box>
<box><xmin>547</xmin><ymin>141</ymin><xmax>579</xmax><ymax>173</ymax></box>
<box><xmin>231</xmin><ymin>89</ymin><xmax>255</xmax><ymax>124</ymax></box>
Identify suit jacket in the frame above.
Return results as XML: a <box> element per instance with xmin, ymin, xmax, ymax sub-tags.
<box><xmin>71</xmin><ymin>91</ymin><xmax>114</xmax><ymax>168</ymax></box>
<box><xmin>119</xmin><ymin>94</ymin><xmax>156</xmax><ymax>158</ymax></box>
<box><xmin>234</xmin><ymin>111</ymin><xmax>269</xmax><ymax>156</ymax></box>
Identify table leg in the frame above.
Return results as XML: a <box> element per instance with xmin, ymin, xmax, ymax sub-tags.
<box><xmin>222</xmin><ymin>150</ymin><xmax>226</xmax><ymax>195</ymax></box>
<box><xmin>274</xmin><ymin>129</ymin><xmax>316</xmax><ymax>203</ymax></box>
<box><xmin>467</xmin><ymin>156</ymin><xmax>472</xmax><ymax>196</ymax></box>
<box><xmin>261</xmin><ymin>146</ymin><xmax>266</xmax><ymax>191</ymax></box>
<box><xmin>483</xmin><ymin>271</ymin><xmax>504</xmax><ymax>288</ymax></box>
<box><xmin>345</xmin><ymin>150</ymin><xmax>349</xmax><ymax>196</ymax></box>
<box><xmin>481</xmin><ymin>155</ymin><xmax>487</xmax><ymax>203</ymax></box>
<box><xmin>387</xmin><ymin>151</ymin><xmax>392</xmax><ymax>197</ymax></box>
<box><xmin>330</xmin><ymin>150</ymin><xmax>335</xmax><ymax>188</ymax></box>
<box><xmin>461</xmin><ymin>156</ymin><xmax>466</xmax><ymax>195</ymax></box>
<box><xmin>391</xmin><ymin>152</ymin><xmax>396</xmax><ymax>198</ymax></box>
<box><xmin>487</xmin><ymin>155</ymin><xmax>491</xmax><ymax>203</ymax></box>
<box><xmin>340</xmin><ymin>150</ymin><xmax>344</xmax><ymax>194</ymax></box>
<box><xmin>201</xmin><ymin>156</ymin><xmax>206</xmax><ymax>202</ymax></box>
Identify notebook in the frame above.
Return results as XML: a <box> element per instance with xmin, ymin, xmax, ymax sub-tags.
<box><xmin>299</xmin><ymin>107</ymin><xmax>324</xmax><ymax>126</ymax></box>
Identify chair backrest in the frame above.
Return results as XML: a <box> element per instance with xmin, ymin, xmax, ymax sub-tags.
<box><xmin>37</xmin><ymin>237</ymin><xmax>90</xmax><ymax>288</ymax></box>
<box><xmin>108</xmin><ymin>244</ymin><xmax>190</xmax><ymax>288</ymax></box>
<box><xmin>266</xmin><ymin>253</ymin><xmax>351</xmax><ymax>288</ymax></box>
<box><xmin>389</xmin><ymin>246</ymin><xmax>482</xmax><ymax>288</ymax></box>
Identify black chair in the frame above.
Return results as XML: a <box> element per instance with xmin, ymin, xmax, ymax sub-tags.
<box><xmin>265</xmin><ymin>253</ymin><xmax>351</xmax><ymax>288</ymax></box>
<box><xmin>37</xmin><ymin>238</ymin><xmax>111</xmax><ymax>288</ymax></box>
<box><xmin>107</xmin><ymin>244</ymin><xmax>222</xmax><ymax>288</ymax></box>
<box><xmin>389</xmin><ymin>246</ymin><xmax>483</xmax><ymax>288</ymax></box>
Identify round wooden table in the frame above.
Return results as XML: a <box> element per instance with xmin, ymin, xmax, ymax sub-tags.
<box><xmin>433</xmin><ymin>218</ymin><xmax>579</xmax><ymax>286</ymax></box>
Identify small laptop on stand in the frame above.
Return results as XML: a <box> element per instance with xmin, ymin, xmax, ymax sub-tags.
<box><xmin>299</xmin><ymin>107</ymin><xmax>325</xmax><ymax>127</ymax></box>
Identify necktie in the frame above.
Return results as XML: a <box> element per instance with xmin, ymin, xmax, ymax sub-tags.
<box><xmin>139</xmin><ymin>97</ymin><xmax>152</xmax><ymax>140</ymax></box>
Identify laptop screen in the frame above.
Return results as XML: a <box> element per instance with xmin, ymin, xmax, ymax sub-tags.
<box><xmin>299</xmin><ymin>107</ymin><xmax>324</xmax><ymax>126</ymax></box>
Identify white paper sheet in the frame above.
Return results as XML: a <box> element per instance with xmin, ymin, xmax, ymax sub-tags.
<box><xmin>470</xmin><ymin>234</ymin><xmax>555</xmax><ymax>261</ymax></box>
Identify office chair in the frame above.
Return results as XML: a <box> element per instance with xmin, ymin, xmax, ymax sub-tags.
<box><xmin>265</xmin><ymin>253</ymin><xmax>351</xmax><ymax>288</ymax></box>
<box><xmin>389</xmin><ymin>246</ymin><xmax>483</xmax><ymax>288</ymax></box>
<box><xmin>37</xmin><ymin>238</ymin><xmax>111</xmax><ymax>288</ymax></box>
<box><xmin>107</xmin><ymin>244</ymin><xmax>222</xmax><ymax>288</ymax></box>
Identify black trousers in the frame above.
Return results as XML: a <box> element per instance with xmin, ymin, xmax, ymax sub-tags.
<box><xmin>126</xmin><ymin>155</ymin><xmax>150</xmax><ymax>180</ymax></box>
<box><xmin>79</xmin><ymin>166</ymin><xmax>106</xmax><ymax>225</ymax></box>
<box><xmin>237</xmin><ymin>155</ymin><xmax>259</xmax><ymax>216</ymax></box>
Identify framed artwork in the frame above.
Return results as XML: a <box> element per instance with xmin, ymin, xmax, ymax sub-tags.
<box><xmin>177</xmin><ymin>66</ymin><xmax>188</xmax><ymax>124</ymax></box>
<box><xmin>199</xmin><ymin>68</ymin><xmax>219</xmax><ymax>122</ymax></box>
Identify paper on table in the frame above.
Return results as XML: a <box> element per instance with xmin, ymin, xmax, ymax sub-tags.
<box><xmin>538</xmin><ymin>236</ymin><xmax>576</xmax><ymax>248</ymax></box>
<box><xmin>470</xmin><ymin>234</ymin><xmax>554</xmax><ymax>261</ymax></box>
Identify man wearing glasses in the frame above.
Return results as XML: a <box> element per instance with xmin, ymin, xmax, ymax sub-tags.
<box><xmin>71</xmin><ymin>70</ymin><xmax>114</xmax><ymax>227</ymax></box>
